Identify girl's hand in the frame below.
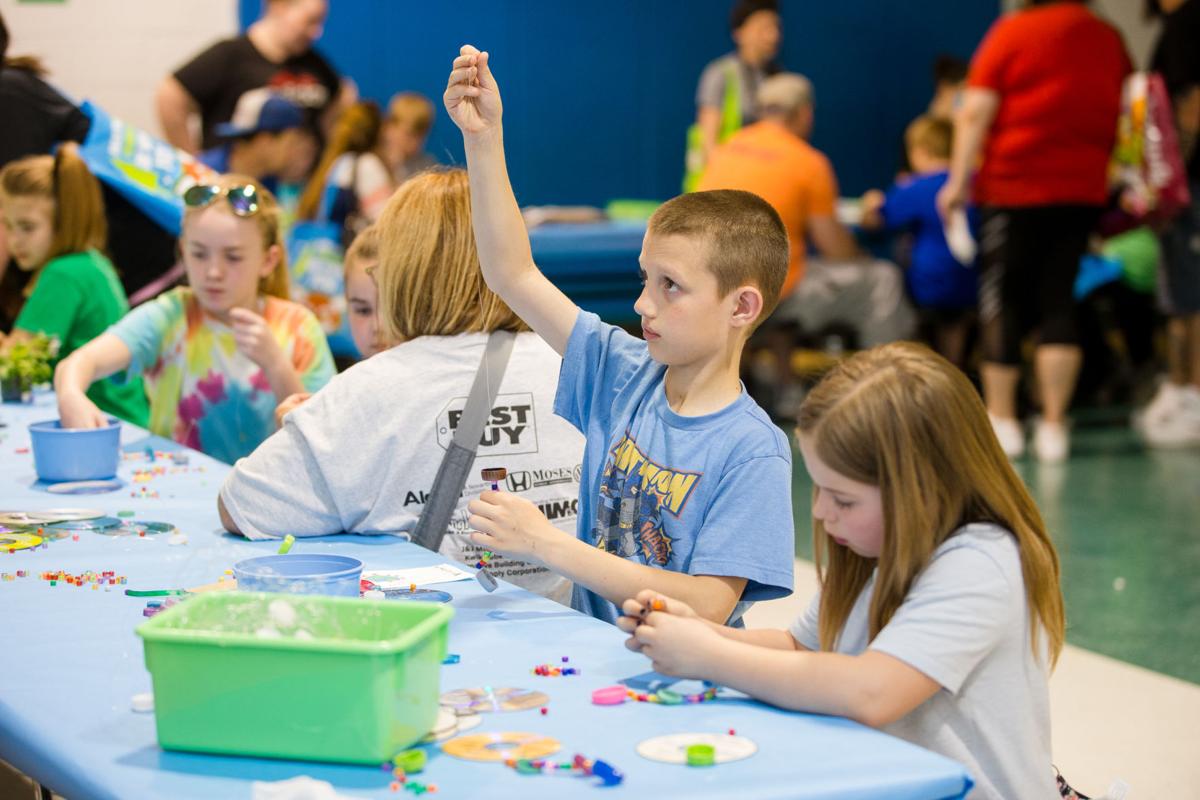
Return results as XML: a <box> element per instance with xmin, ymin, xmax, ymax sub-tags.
<box><xmin>229</xmin><ymin>308</ymin><xmax>286</xmax><ymax>373</ymax></box>
<box><xmin>616</xmin><ymin>590</ymin><xmax>697</xmax><ymax>635</ymax></box>
<box><xmin>58</xmin><ymin>390</ymin><xmax>108</xmax><ymax>429</ymax></box>
<box><xmin>274</xmin><ymin>392</ymin><xmax>311</xmax><ymax>427</ymax></box>
<box><xmin>627</xmin><ymin>611</ymin><xmax>726</xmax><ymax>680</ymax></box>
<box><xmin>444</xmin><ymin>45</ymin><xmax>502</xmax><ymax>137</ymax></box>
<box><xmin>467</xmin><ymin>490</ymin><xmax>558</xmax><ymax>564</ymax></box>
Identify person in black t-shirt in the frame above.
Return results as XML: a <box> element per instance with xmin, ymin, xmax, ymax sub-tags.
<box><xmin>0</xmin><ymin>11</ymin><xmax>91</xmax><ymax>327</ymax></box>
<box><xmin>0</xmin><ymin>11</ymin><xmax>178</xmax><ymax>322</ymax></box>
<box><xmin>156</xmin><ymin>0</ymin><xmax>354</xmax><ymax>154</ymax></box>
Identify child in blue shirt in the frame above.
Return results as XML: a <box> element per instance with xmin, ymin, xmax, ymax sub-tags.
<box><xmin>862</xmin><ymin>115</ymin><xmax>978</xmax><ymax>368</ymax></box>
<box><xmin>445</xmin><ymin>45</ymin><xmax>794</xmax><ymax>625</ymax></box>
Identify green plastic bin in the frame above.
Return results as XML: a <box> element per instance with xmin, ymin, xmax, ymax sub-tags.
<box><xmin>136</xmin><ymin>591</ymin><xmax>453</xmax><ymax>764</ymax></box>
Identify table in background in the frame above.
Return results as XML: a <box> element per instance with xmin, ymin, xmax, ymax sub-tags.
<box><xmin>0</xmin><ymin>393</ymin><xmax>972</xmax><ymax>799</ymax></box>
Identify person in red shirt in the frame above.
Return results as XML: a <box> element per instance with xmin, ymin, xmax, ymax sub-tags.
<box><xmin>938</xmin><ymin>0</ymin><xmax>1131</xmax><ymax>463</ymax></box>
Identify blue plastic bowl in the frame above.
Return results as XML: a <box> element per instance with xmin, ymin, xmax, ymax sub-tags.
<box><xmin>28</xmin><ymin>417</ymin><xmax>121</xmax><ymax>483</ymax></box>
<box><xmin>233</xmin><ymin>554</ymin><xmax>364</xmax><ymax>597</ymax></box>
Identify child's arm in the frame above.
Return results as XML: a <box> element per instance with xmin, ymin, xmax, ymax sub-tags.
<box><xmin>630</xmin><ymin>611</ymin><xmax>940</xmax><ymax>728</ymax></box>
<box><xmin>444</xmin><ymin>45</ymin><xmax>578</xmax><ymax>355</ymax></box>
<box><xmin>858</xmin><ymin>189</ymin><xmax>886</xmax><ymax>230</ymax></box>
<box><xmin>54</xmin><ymin>333</ymin><xmax>134</xmax><ymax>428</ymax></box>
<box><xmin>467</xmin><ymin>492</ymin><xmax>745</xmax><ymax>622</ymax></box>
<box><xmin>938</xmin><ymin>88</ymin><xmax>999</xmax><ymax>220</ymax></box>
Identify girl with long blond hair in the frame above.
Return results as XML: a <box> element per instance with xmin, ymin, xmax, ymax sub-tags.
<box><xmin>619</xmin><ymin>342</ymin><xmax>1066</xmax><ymax>800</ymax></box>
<box><xmin>218</xmin><ymin>168</ymin><xmax>584</xmax><ymax>605</ymax></box>
<box><xmin>296</xmin><ymin>100</ymin><xmax>393</xmax><ymax>231</ymax></box>
<box><xmin>54</xmin><ymin>174</ymin><xmax>334</xmax><ymax>463</ymax></box>
<box><xmin>0</xmin><ymin>145</ymin><xmax>148</xmax><ymax>425</ymax></box>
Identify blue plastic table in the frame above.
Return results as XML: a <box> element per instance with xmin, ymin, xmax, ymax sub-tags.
<box><xmin>0</xmin><ymin>393</ymin><xmax>972</xmax><ymax>799</ymax></box>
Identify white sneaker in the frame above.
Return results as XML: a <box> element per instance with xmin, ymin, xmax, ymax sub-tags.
<box><xmin>989</xmin><ymin>414</ymin><xmax>1025</xmax><ymax>459</ymax></box>
<box><xmin>1033</xmin><ymin>419</ymin><xmax>1070</xmax><ymax>463</ymax></box>
<box><xmin>1134</xmin><ymin>380</ymin><xmax>1183</xmax><ymax>435</ymax></box>
<box><xmin>1139</xmin><ymin>383</ymin><xmax>1200</xmax><ymax>448</ymax></box>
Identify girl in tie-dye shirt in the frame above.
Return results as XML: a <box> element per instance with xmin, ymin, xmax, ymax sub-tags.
<box><xmin>55</xmin><ymin>175</ymin><xmax>334</xmax><ymax>463</ymax></box>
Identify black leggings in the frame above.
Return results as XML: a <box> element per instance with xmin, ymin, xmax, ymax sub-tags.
<box><xmin>978</xmin><ymin>205</ymin><xmax>1100</xmax><ymax>365</ymax></box>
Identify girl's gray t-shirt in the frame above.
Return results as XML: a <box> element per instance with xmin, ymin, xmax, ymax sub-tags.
<box><xmin>790</xmin><ymin>524</ymin><xmax>1058</xmax><ymax>800</ymax></box>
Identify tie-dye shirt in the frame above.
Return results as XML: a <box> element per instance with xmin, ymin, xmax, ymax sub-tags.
<box><xmin>108</xmin><ymin>287</ymin><xmax>334</xmax><ymax>463</ymax></box>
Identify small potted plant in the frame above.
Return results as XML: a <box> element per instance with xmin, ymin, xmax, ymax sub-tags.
<box><xmin>0</xmin><ymin>333</ymin><xmax>58</xmax><ymax>403</ymax></box>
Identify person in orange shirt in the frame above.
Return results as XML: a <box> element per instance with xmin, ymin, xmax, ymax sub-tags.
<box><xmin>699</xmin><ymin>73</ymin><xmax>914</xmax><ymax>351</ymax></box>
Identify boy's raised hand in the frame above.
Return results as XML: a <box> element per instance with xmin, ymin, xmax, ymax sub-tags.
<box><xmin>444</xmin><ymin>45</ymin><xmax>502</xmax><ymax>137</ymax></box>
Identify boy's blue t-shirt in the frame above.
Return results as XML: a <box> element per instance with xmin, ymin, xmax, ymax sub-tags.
<box><xmin>882</xmin><ymin>170</ymin><xmax>979</xmax><ymax>309</ymax></box>
<box><xmin>554</xmin><ymin>311</ymin><xmax>795</xmax><ymax>625</ymax></box>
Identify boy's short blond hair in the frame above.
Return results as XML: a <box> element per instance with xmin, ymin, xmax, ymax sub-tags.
<box><xmin>905</xmin><ymin>115</ymin><xmax>953</xmax><ymax>160</ymax></box>
<box><xmin>387</xmin><ymin>92</ymin><xmax>435</xmax><ymax>137</ymax></box>
<box><xmin>647</xmin><ymin>190</ymin><xmax>789</xmax><ymax>322</ymax></box>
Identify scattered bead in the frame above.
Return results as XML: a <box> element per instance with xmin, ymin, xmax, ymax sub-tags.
<box><xmin>532</xmin><ymin>663</ymin><xmax>580</xmax><ymax>677</ymax></box>
<box><xmin>505</xmin><ymin>753</ymin><xmax>623</xmax><ymax>785</ymax></box>
<box><xmin>392</xmin><ymin>749</ymin><xmax>426</xmax><ymax>774</ymax></box>
<box><xmin>442</xmin><ymin>653</ymin><xmax>460</xmax><ymax>665</ymax></box>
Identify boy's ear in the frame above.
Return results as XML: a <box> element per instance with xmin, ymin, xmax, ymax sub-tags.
<box><xmin>729</xmin><ymin>285</ymin><xmax>764</xmax><ymax>330</ymax></box>
<box><xmin>259</xmin><ymin>243</ymin><xmax>283</xmax><ymax>279</ymax></box>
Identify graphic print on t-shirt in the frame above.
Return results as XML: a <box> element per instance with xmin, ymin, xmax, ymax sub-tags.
<box><xmin>267</xmin><ymin>70</ymin><xmax>331</xmax><ymax>112</ymax></box>
<box><xmin>436</xmin><ymin>393</ymin><xmax>539</xmax><ymax>455</ymax></box>
<box><xmin>593</xmin><ymin>431</ymin><xmax>702</xmax><ymax>566</ymax></box>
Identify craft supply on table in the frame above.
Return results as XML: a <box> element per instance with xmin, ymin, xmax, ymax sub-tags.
<box><xmin>380</xmin><ymin>587</ymin><xmax>453</xmax><ymax>604</ymax></box>
<box><xmin>421</xmin><ymin>707</ymin><xmax>481</xmax><ymax>743</ymax></box>
<box><xmin>504</xmin><ymin>753</ymin><xmax>624</xmax><ymax>786</ymax></box>
<box><xmin>441</xmin><ymin>732</ymin><xmax>560</xmax><ymax>763</ymax></box>
<box><xmin>439</xmin><ymin>687</ymin><xmax>549</xmax><ymax>714</ymax></box>
<box><xmin>45</xmin><ymin>516</ymin><xmax>126</xmax><ymax>535</ymax></box>
<box><xmin>233</xmin><ymin>554</ymin><xmax>363</xmax><ymax>597</ymax></box>
<box><xmin>0</xmin><ymin>508</ymin><xmax>104</xmax><ymax>525</ymax></box>
<box><xmin>0</xmin><ymin>532</ymin><xmax>43</xmax><ymax>552</ymax></box>
<box><xmin>635</xmin><ymin>732</ymin><xmax>757</xmax><ymax>765</ymax></box>
<box><xmin>361</xmin><ymin>564</ymin><xmax>473</xmax><ymax>590</ymax></box>
<box><xmin>136</xmin><ymin>592</ymin><xmax>453</xmax><ymax>763</ymax></box>
<box><xmin>41</xmin><ymin>569</ymin><xmax>126</xmax><ymax>587</ymax></box>
<box><xmin>531</xmin><ymin>661</ymin><xmax>579</xmax><ymax>677</ymax></box>
<box><xmin>45</xmin><ymin>479</ymin><xmax>123</xmax><ymax>495</ymax></box>
<box><xmin>473</xmin><ymin>549</ymin><xmax>498</xmax><ymax>593</ymax></box>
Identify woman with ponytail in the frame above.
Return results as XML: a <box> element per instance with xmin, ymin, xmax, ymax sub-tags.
<box><xmin>0</xmin><ymin>145</ymin><xmax>148</xmax><ymax>425</ymax></box>
<box><xmin>296</xmin><ymin>100</ymin><xmax>393</xmax><ymax>234</ymax></box>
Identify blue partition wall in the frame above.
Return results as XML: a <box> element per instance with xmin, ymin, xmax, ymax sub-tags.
<box><xmin>240</xmin><ymin>0</ymin><xmax>998</xmax><ymax>205</ymax></box>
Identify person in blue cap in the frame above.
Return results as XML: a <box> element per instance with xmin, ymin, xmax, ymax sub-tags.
<box><xmin>198</xmin><ymin>88</ymin><xmax>305</xmax><ymax>191</ymax></box>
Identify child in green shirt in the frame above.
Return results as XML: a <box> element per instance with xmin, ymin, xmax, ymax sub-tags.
<box><xmin>0</xmin><ymin>144</ymin><xmax>147</xmax><ymax>425</ymax></box>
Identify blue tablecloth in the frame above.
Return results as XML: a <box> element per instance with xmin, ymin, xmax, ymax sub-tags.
<box><xmin>0</xmin><ymin>393</ymin><xmax>972</xmax><ymax>799</ymax></box>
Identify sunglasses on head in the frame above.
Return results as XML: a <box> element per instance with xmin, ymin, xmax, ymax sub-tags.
<box><xmin>183</xmin><ymin>184</ymin><xmax>261</xmax><ymax>217</ymax></box>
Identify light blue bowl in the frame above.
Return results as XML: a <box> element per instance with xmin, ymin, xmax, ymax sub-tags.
<box><xmin>233</xmin><ymin>554</ymin><xmax>363</xmax><ymax>597</ymax></box>
<box><xmin>28</xmin><ymin>418</ymin><xmax>121</xmax><ymax>483</ymax></box>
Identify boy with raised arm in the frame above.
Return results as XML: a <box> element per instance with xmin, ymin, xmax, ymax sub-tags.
<box><xmin>446</xmin><ymin>45</ymin><xmax>794</xmax><ymax>624</ymax></box>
